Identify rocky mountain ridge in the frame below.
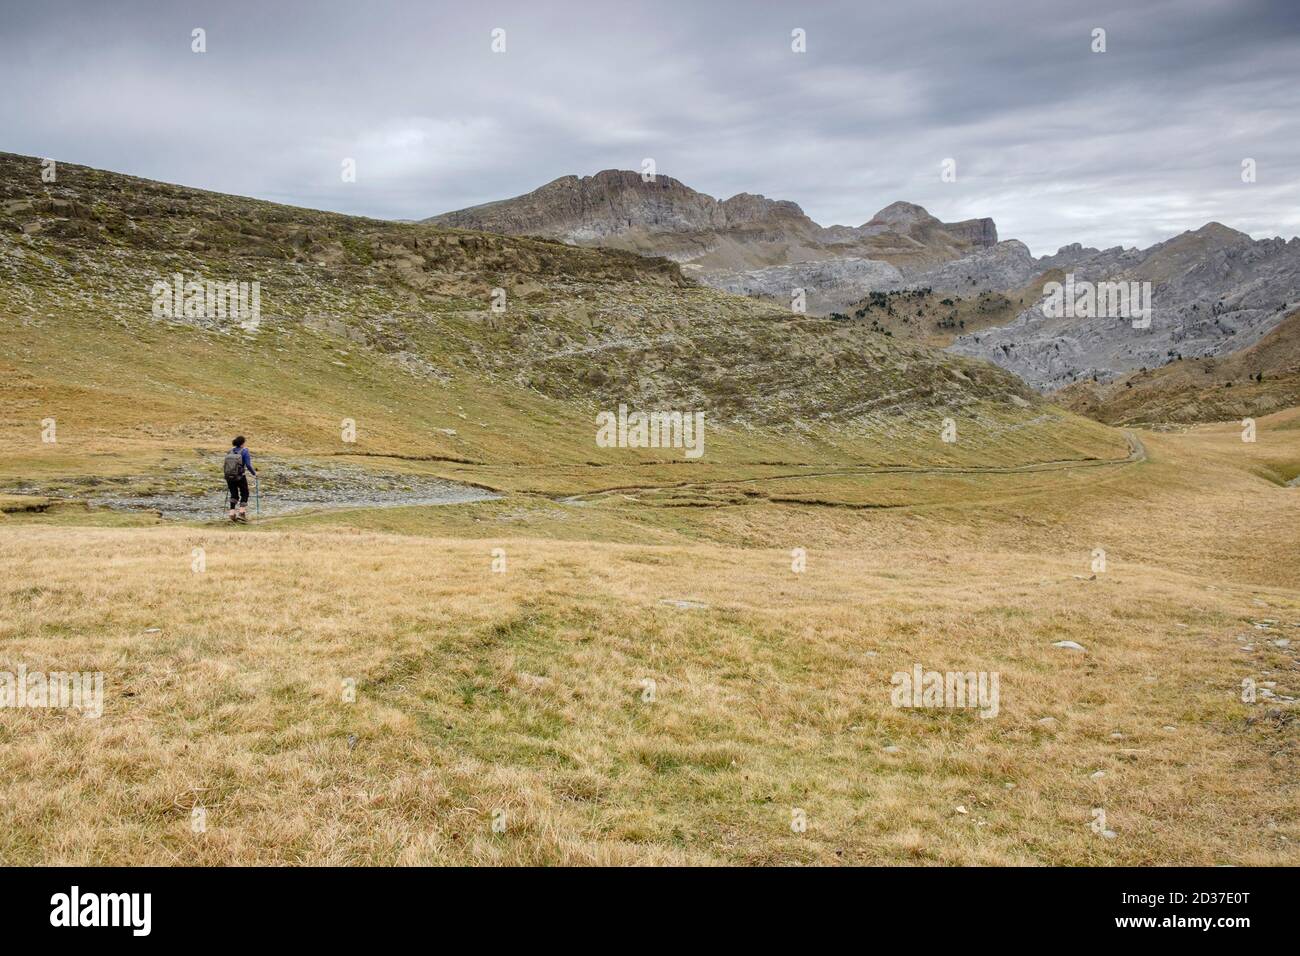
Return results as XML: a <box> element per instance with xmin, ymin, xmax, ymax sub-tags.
<box><xmin>425</xmin><ymin>170</ymin><xmax>1300</xmax><ymax>410</ymax></box>
<box><xmin>945</xmin><ymin>224</ymin><xmax>1300</xmax><ymax>392</ymax></box>
<box><xmin>427</xmin><ymin>171</ymin><xmax>998</xmax><ymax>309</ymax></box>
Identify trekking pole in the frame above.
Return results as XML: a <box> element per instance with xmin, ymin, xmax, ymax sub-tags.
<box><xmin>255</xmin><ymin>475</ymin><xmax>261</xmax><ymax>517</ymax></box>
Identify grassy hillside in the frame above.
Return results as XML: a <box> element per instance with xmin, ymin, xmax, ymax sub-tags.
<box><xmin>0</xmin><ymin>151</ymin><xmax>1124</xmax><ymax>504</ymax></box>
<box><xmin>1058</xmin><ymin>308</ymin><xmax>1300</xmax><ymax>425</ymax></box>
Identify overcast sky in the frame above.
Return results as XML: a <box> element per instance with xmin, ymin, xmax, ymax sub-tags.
<box><xmin>2</xmin><ymin>0</ymin><xmax>1297</xmax><ymax>255</ymax></box>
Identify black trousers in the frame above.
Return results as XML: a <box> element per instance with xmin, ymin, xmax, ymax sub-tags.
<box><xmin>226</xmin><ymin>475</ymin><xmax>249</xmax><ymax>509</ymax></box>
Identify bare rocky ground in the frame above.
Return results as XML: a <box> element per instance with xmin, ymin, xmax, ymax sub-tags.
<box><xmin>1</xmin><ymin>457</ymin><xmax>499</xmax><ymax>520</ymax></box>
<box><xmin>704</xmin><ymin>256</ymin><xmax>905</xmax><ymax>315</ymax></box>
<box><xmin>946</xmin><ymin>225</ymin><xmax>1300</xmax><ymax>391</ymax></box>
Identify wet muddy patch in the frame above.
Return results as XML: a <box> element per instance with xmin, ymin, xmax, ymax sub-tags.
<box><xmin>5</xmin><ymin>457</ymin><xmax>500</xmax><ymax>520</ymax></box>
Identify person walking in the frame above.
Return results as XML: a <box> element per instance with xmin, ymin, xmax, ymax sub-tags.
<box><xmin>222</xmin><ymin>435</ymin><xmax>258</xmax><ymax>522</ymax></box>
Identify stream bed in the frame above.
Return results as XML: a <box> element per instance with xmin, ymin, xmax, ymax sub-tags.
<box><xmin>7</xmin><ymin>458</ymin><xmax>501</xmax><ymax>520</ymax></box>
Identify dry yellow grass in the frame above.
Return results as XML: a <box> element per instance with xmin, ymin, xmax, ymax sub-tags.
<box><xmin>3</xmin><ymin>149</ymin><xmax>1293</xmax><ymax>866</ymax></box>
<box><xmin>0</xmin><ymin>413</ymin><xmax>1296</xmax><ymax>865</ymax></box>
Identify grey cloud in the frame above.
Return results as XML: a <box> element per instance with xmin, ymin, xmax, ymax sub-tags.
<box><xmin>1</xmin><ymin>0</ymin><xmax>1296</xmax><ymax>253</ymax></box>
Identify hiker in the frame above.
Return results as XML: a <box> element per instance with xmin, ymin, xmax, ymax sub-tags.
<box><xmin>223</xmin><ymin>435</ymin><xmax>257</xmax><ymax>522</ymax></box>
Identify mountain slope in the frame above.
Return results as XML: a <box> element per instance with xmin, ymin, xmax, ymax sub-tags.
<box><xmin>427</xmin><ymin>171</ymin><xmax>1300</xmax><ymax>399</ymax></box>
<box><xmin>945</xmin><ymin>225</ymin><xmax>1300</xmax><ymax>392</ymax></box>
<box><xmin>426</xmin><ymin>171</ymin><xmax>997</xmax><ymax>312</ymax></box>
<box><xmin>0</xmin><ymin>151</ymin><xmax>1125</xmax><ymax>504</ymax></box>
<box><xmin>1056</xmin><ymin>307</ymin><xmax>1300</xmax><ymax>424</ymax></box>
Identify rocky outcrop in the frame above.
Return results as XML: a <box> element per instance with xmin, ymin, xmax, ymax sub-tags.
<box><xmin>839</xmin><ymin>200</ymin><xmax>997</xmax><ymax>249</ymax></box>
<box><xmin>944</xmin><ymin>217</ymin><xmax>999</xmax><ymax>248</ymax></box>
<box><xmin>1056</xmin><ymin>307</ymin><xmax>1300</xmax><ymax>424</ymax></box>
<box><xmin>428</xmin><ymin>170</ymin><xmax>821</xmax><ymax>244</ymax></box>
<box><xmin>909</xmin><ymin>240</ymin><xmax>1037</xmax><ymax>293</ymax></box>
<box><xmin>947</xmin><ymin>226</ymin><xmax>1300</xmax><ymax>391</ymax></box>
<box><xmin>708</xmin><ymin>257</ymin><xmax>905</xmax><ymax>316</ymax></box>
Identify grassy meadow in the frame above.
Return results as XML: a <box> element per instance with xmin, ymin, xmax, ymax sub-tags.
<box><xmin>0</xmin><ymin>411</ymin><xmax>1296</xmax><ymax>865</ymax></box>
